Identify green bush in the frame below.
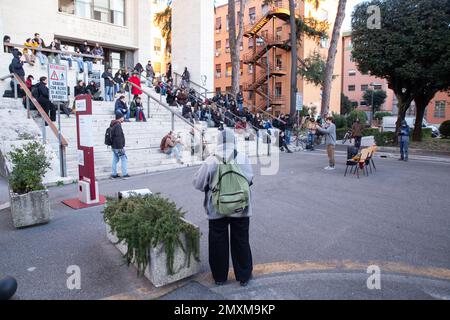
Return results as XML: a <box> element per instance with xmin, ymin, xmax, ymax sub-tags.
<box><xmin>347</xmin><ymin>110</ymin><xmax>368</xmax><ymax>128</ymax></box>
<box><xmin>374</xmin><ymin>112</ymin><xmax>392</xmax><ymax>121</ymax></box>
<box><xmin>336</xmin><ymin>128</ymin><xmax>349</xmax><ymax>140</ymax></box>
<box><xmin>439</xmin><ymin>120</ymin><xmax>450</xmax><ymax>138</ymax></box>
<box><xmin>374</xmin><ymin>131</ymin><xmax>396</xmax><ymax>146</ymax></box>
<box><xmin>8</xmin><ymin>142</ymin><xmax>51</xmax><ymax>195</ymax></box>
<box><xmin>103</xmin><ymin>194</ymin><xmax>201</xmax><ymax>276</ymax></box>
<box><xmin>363</xmin><ymin>128</ymin><xmax>380</xmax><ymax>137</ymax></box>
<box><xmin>332</xmin><ymin>112</ymin><xmax>347</xmax><ymax>129</ymax></box>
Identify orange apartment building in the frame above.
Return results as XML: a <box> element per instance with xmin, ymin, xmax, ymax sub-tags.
<box><xmin>214</xmin><ymin>0</ymin><xmax>342</xmax><ymax>116</ymax></box>
<box><xmin>342</xmin><ymin>32</ymin><xmax>450</xmax><ymax>125</ymax></box>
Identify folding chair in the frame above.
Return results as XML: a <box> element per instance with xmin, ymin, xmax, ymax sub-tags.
<box><xmin>344</xmin><ymin>149</ymin><xmax>370</xmax><ymax>178</ymax></box>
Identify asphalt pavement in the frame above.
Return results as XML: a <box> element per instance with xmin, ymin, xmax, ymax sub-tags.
<box><xmin>1</xmin><ymin>150</ymin><xmax>450</xmax><ymax>300</ymax></box>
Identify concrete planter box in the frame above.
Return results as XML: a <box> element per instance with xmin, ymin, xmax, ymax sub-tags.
<box><xmin>106</xmin><ymin>218</ymin><xmax>200</xmax><ymax>288</ymax></box>
<box><xmin>9</xmin><ymin>189</ymin><xmax>52</xmax><ymax>228</ymax></box>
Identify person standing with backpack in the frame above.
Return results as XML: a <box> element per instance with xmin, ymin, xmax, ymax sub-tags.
<box><xmin>107</xmin><ymin>114</ymin><xmax>130</xmax><ymax>179</ymax></box>
<box><xmin>193</xmin><ymin>129</ymin><xmax>254</xmax><ymax>287</ymax></box>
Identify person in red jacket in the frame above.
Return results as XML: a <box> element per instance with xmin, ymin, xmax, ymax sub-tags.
<box><xmin>128</xmin><ymin>72</ymin><xmax>142</xmax><ymax>99</ymax></box>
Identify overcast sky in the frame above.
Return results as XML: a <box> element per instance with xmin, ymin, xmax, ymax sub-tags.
<box><xmin>214</xmin><ymin>0</ymin><xmax>364</xmax><ymax>31</ymax></box>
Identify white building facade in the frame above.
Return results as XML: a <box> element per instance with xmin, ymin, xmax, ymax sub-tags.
<box><xmin>0</xmin><ymin>0</ymin><xmax>169</xmax><ymax>74</ymax></box>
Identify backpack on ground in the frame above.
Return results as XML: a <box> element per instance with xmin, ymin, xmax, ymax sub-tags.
<box><xmin>211</xmin><ymin>153</ymin><xmax>250</xmax><ymax>216</ymax></box>
<box><xmin>105</xmin><ymin>127</ymin><xmax>113</xmax><ymax>146</ymax></box>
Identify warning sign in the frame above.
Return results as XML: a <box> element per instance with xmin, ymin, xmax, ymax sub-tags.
<box><xmin>48</xmin><ymin>64</ymin><xmax>68</xmax><ymax>102</ymax></box>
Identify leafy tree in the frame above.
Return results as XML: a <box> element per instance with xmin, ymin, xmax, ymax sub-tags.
<box><xmin>154</xmin><ymin>6</ymin><xmax>172</xmax><ymax>56</ymax></box>
<box><xmin>351</xmin><ymin>0</ymin><xmax>450</xmax><ymax>141</ymax></box>
<box><xmin>347</xmin><ymin>109</ymin><xmax>368</xmax><ymax>127</ymax></box>
<box><xmin>341</xmin><ymin>93</ymin><xmax>354</xmax><ymax>115</ymax></box>
<box><xmin>363</xmin><ymin>89</ymin><xmax>387</xmax><ymax>113</ymax></box>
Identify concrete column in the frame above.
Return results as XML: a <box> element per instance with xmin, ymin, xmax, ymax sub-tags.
<box><xmin>171</xmin><ymin>0</ymin><xmax>214</xmax><ymax>92</ymax></box>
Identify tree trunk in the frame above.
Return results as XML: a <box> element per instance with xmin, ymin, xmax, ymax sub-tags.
<box><xmin>289</xmin><ymin>0</ymin><xmax>298</xmax><ymax>117</ymax></box>
<box><xmin>395</xmin><ymin>94</ymin><xmax>414</xmax><ymax>137</ymax></box>
<box><xmin>412</xmin><ymin>92</ymin><xmax>435</xmax><ymax>142</ymax></box>
<box><xmin>228</xmin><ymin>0</ymin><xmax>245</xmax><ymax>96</ymax></box>
<box><xmin>321</xmin><ymin>0</ymin><xmax>347</xmax><ymax>117</ymax></box>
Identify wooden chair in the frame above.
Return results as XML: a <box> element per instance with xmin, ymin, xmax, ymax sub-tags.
<box><xmin>345</xmin><ymin>148</ymin><xmax>370</xmax><ymax>178</ymax></box>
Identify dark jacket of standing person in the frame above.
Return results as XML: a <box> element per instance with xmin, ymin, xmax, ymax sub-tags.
<box><xmin>110</xmin><ymin>120</ymin><xmax>125</xmax><ymax>150</ymax></box>
<box><xmin>102</xmin><ymin>70</ymin><xmax>114</xmax><ymax>87</ymax></box>
<box><xmin>11</xmin><ymin>50</ymin><xmax>25</xmax><ymax>78</ymax></box>
<box><xmin>182</xmin><ymin>68</ymin><xmax>190</xmax><ymax>82</ymax></box>
<box><xmin>352</xmin><ymin>121</ymin><xmax>363</xmax><ymax>138</ymax></box>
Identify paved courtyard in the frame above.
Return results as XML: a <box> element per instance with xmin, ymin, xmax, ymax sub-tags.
<box><xmin>1</xmin><ymin>149</ymin><xmax>450</xmax><ymax>300</ymax></box>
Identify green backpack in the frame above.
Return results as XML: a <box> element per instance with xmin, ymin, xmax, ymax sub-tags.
<box><xmin>211</xmin><ymin>154</ymin><xmax>250</xmax><ymax>216</ymax></box>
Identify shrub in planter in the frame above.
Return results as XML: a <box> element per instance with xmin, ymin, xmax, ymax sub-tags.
<box><xmin>8</xmin><ymin>142</ymin><xmax>52</xmax><ymax>228</ymax></box>
<box><xmin>363</xmin><ymin>128</ymin><xmax>380</xmax><ymax>137</ymax></box>
<box><xmin>103</xmin><ymin>194</ymin><xmax>201</xmax><ymax>279</ymax></box>
<box><xmin>336</xmin><ymin>127</ymin><xmax>349</xmax><ymax>140</ymax></box>
<box><xmin>439</xmin><ymin>120</ymin><xmax>450</xmax><ymax>138</ymax></box>
<box><xmin>374</xmin><ymin>132</ymin><xmax>396</xmax><ymax>146</ymax></box>
<box><xmin>332</xmin><ymin>112</ymin><xmax>347</xmax><ymax>129</ymax></box>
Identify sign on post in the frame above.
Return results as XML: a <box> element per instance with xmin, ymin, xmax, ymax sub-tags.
<box><xmin>48</xmin><ymin>64</ymin><xmax>68</xmax><ymax>102</ymax></box>
<box><xmin>296</xmin><ymin>92</ymin><xmax>303</xmax><ymax>112</ymax></box>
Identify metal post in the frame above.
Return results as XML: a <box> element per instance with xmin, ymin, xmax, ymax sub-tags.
<box><xmin>26</xmin><ymin>97</ymin><xmax>31</xmax><ymax>119</ymax></box>
<box><xmin>171</xmin><ymin>113</ymin><xmax>175</xmax><ymax>131</ymax></box>
<box><xmin>57</xmin><ymin>103</ymin><xmax>67</xmax><ymax>177</ymax></box>
<box><xmin>201</xmin><ymin>130</ymin><xmax>205</xmax><ymax>161</ymax></box>
<box><xmin>266</xmin><ymin>44</ymin><xmax>270</xmax><ymax>112</ymax></box>
<box><xmin>13</xmin><ymin>77</ymin><xmax>18</xmax><ymax>99</ymax></box>
<box><xmin>256</xmin><ymin>130</ymin><xmax>259</xmax><ymax>157</ymax></box>
<box><xmin>42</xmin><ymin>120</ymin><xmax>46</xmax><ymax>144</ymax></box>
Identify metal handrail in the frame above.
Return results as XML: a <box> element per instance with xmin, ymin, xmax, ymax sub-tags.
<box><xmin>127</xmin><ymin>80</ymin><xmax>207</xmax><ymax>161</ymax></box>
<box><xmin>3</xmin><ymin>42</ymin><xmax>105</xmax><ymax>60</ymax></box>
<box><xmin>1</xmin><ymin>73</ymin><xmax>69</xmax><ymax>147</ymax></box>
<box><xmin>256</xmin><ymin>106</ymin><xmax>287</xmax><ymax>125</ymax></box>
<box><xmin>173</xmin><ymin>71</ymin><xmax>208</xmax><ymax>99</ymax></box>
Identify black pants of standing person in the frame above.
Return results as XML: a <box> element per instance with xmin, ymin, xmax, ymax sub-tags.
<box><xmin>39</xmin><ymin>100</ymin><xmax>57</xmax><ymax>125</ymax></box>
<box><xmin>209</xmin><ymin>217</ymin><xmax>253</xmax><ymax>283</ymax></box>
<box><xmin>354</xmin><ymin>136</ymin><xmax>362</xmax><ymax>149</ymax></box>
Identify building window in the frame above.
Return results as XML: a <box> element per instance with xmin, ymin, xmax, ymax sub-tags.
<box><xmin>373</xmin><ymin>85</ymin><xmax>382</xmax><ymax>90</ymax></box>
<box><xmin>215</xmin><ymin>41</ymin><xmax>221</xmax><ymax>56</ymax></box>
<box><xmin>240</xmin><ymin>61</ymin><xmax>244</xmax><ymax>76</ymax></box>
<box><xmin>351</xmin><ymin>101</ymin><xmax>358</xmax><ymax>108</ymax></box>
<box><xmin>276</xmin><ymin>27</ymin><xmax>283</xmax><ymax>41</ymax></box>
<box><xmin>59</xmin><ymin>0</ymin><xmax>125</xmax><ymax>26</ymax></box>
<box><xmin>320</xmin><ymin>37</ymin><xmax>329</xmax><ymax>48</ymax></box>
<box><xmin>275</xmin><ymin>0</ymin><xmax>283</xmax><ymax>7</ymax></box>
<box><xmin>434</xmin><ymin>101</ymin><xmax>446</xmax><ymax>118</ymax></box>
<box><xmin>348</xmin><ymin>70</ymin><xmax>356</xmax><ymax>76</ymax></box>
<box><xmin>361</xmin><ymin>84</ymin><xmax>369</xmax><ymax>91</ymax></box>
<box><xmin>226</xmin><ymin>86</ymin><xmax>232</xmax><ymax>93</ymax></box>
<box><xmin>226</xmin><ymin>63</ymin><xmax>232</xmax><ymax>77</ymax></box>
<box><xmin>348</xmin><ymin>85</ymin><xmax>355</xmax><ymax>92</ymax></box>
<box><xmin>248</xmin><ymin>64</ymin><xmax>254</xmax><ymax>74</ymax></box>
<box><xmin>154</xmin><ymin>62</ymin><xmax>161</xmax><ymax>74</ymax></box>
<box><xmin>248</xmin><ymin>38</ymin><xmax>254</xmax><ymax>49</ymax></box>
<box><xmin>275</xmin><ymin>82</ymin><xmax>282</xmax><ymax>97</ymax></box>
<box><xmin>360</xmin><ymin>100</ymin><xmax>367</xmax><ymax>106</ymax></box>
<box><xmin>153</xmin><ymin>38</ymin><xmax>161</xmax><ymax>52</ymax></box>
<box><xmin>276</xmin><ymin>55</ymin><xmax>282</xmax><ymax>69</ymax></box>
<box><xmin>215</xmin><ymin>64</ymin><xmax>222</xmax><ymax>78</ymax></box>
<box><xmin>216</xmin><ymin>87</ymin><xmax>222</xmax><ymax>95</ymax></box>
<box><xmin>249</xmin><ymin>7</ymin><xmax>256</xmax><ymax>24</ymax></box>
<box><xmin>225</xmin><ymin>39</ymin><xmax>230</xmax><ymax>53</ymax></box>
<box><xmin>226</xmin><ymin>15</ymin><xmax>229</xmax><ymax>31</ymax></box>
<box><xmin>216</xmin><ymin>17</ymin><xmax>222</xmax><ymax>32</ymax></box>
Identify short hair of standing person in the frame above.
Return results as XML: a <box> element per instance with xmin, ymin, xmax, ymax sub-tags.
<box><xmin>27</xmin><ymin>75</ymin><xmax>34</xmax><ymax>81</ymax></box>
<box><xmin>40</xmin><ymin>76</ymin><xmax>47</xmax><ymax>82</ymax></box>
